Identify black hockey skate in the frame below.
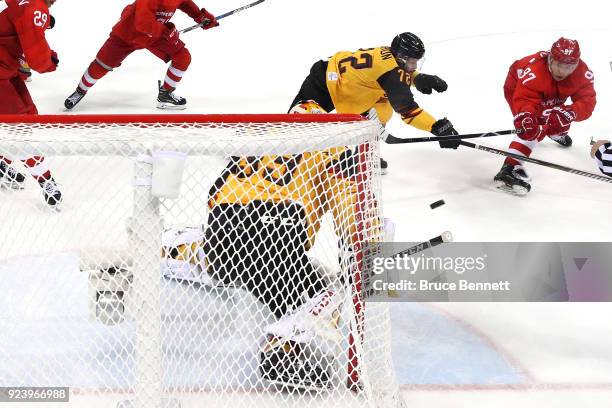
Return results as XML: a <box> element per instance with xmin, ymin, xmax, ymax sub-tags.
<box><xmin>0</xmin><ymin>161</ymin><xmax>26</xmax><ymax>190</ymax></box>
<box><xmin>548</xmin><ymin>133</ymin><xmax>573</xmax><ymax>147</ymax></box>
<box><xmin>494</xmin><ymin>163</ymin><xmax>531</xmax><ymax>196</ymax></box>
<box><xmin>64</xmin><ymin>88</ymin><xmax>86</xmax><ymax>110</ymax></box>
<box><xmin>39</xmin><ymin>177</ymin><xmax>62</xmax><ymax>208</ymax></box>
<box><xmin>259</xmin><ymin>338</ymin><xmax>332</xmax><ymax>390</ymax></box>
<box><xmin>380</xmin><ymin>158</ymin><xmax>388</xmax><ymax>175</ymax></box>
<box><xmin>157</xmin><ymin>81</ymin><xmax>187</xmax><ymax>110</ymax></box>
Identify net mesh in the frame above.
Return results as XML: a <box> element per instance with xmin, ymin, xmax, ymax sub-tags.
<box><xmin>0</xmin><ymin>115</ymin><xmax>404</xmax><ymax>408</ymax></box>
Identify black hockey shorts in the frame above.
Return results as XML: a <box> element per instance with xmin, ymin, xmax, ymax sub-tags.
<box><xmin>204</xmin><ymin>201</ymin><xmax>326</xmax><ymax>318</ymax></box>
<box><xmin>288</xmin><ymin>60</ymin><xmax>335</xmax><ymax>113</ymax></box>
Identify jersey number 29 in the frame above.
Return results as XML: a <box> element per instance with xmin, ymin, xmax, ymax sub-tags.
<box><xmin>33</xmin><ymin>10</ymin><xmax>48</xmax><ymax>27</ymax></box>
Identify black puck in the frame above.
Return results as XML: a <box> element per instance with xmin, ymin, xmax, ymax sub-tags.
<box><xmin>430</xmin><ymin>199</ymin><xmax>445</xmax><ymax>209</ymax></box>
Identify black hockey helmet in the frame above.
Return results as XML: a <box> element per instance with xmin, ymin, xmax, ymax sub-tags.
<box><xmin>391</xmin><ymin>32</ymin><xmax>425</xmax><ymax>60</ymax></box>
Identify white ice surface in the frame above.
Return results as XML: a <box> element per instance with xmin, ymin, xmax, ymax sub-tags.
<box><xmin>2</xmin><ymin>0</ymin><xmax>612</xmax><ymax>406</ymax></box>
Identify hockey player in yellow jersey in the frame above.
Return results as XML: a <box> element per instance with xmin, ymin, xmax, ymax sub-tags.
<box><xmin>289</xmin><ymin>32</ymin><xmax>460</xmax><ymax>173</ymax></box>
<box><xmin>165</xmin><ymin>143</ymin><xmax>369</xmax><ymax>389</ymax></box>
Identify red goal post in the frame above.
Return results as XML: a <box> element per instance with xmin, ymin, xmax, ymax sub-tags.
<box><xmin>0</xmin><ymin>114</ymin><xmax>403</xmax><ymax>408</ymax></box>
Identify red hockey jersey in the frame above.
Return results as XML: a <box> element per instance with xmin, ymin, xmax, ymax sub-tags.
<box><xmin>111</xmin><ymin>0</ymin><xmax>204</xmax><ymax>47</ymax></box>
<box><xmin>0</xmin><ymin>0</ymin><xmax>55</xmax><ymax>79</ymax></box>
<box><xmin>504</xmin><ymin>51</ymin><xmax>596</xmax><ymax>121</ymax></box>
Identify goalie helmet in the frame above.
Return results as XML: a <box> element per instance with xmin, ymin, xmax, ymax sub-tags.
<box><xmin>550</xmin><ymin>37</ymin><xmax>580</xmax><ymax>65</ymax></box>
<box><xmin>390</xmin><ymin>32</ymin><xmax>425</xmax><ymax>60</ymax></box>
<box><xmin>289</xmin><ymin>100</ymin><xmax>327</xmax><ymax>114</ymax></box>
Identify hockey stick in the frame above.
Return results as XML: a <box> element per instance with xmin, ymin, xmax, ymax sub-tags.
<box><xmin>392</xmin><ymin>231</ymin><xmax>453</xmax><ymax>258</ymax></box>
<box><xmin>382</xmin><ymin>232</ymin><xmax>452</xmax><ymax>298</ymax></box>
<box><xmin>179</xmin><ymin>0</ymin><xmax>266</xmax><ymax>34</ymax></box>
<box><xmin>385</xmin><ymin>129</ymin><xmax>516</xmax><ymax>144</ymax></box>
<box><xmin>460</xmin><ymin>140</ymin><xmax>612</xmax><ymax>184</ymax></box>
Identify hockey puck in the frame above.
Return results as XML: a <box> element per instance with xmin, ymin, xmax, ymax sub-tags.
<box><xmin>430</xmin><ymin>199</ymin><xmax>445</xmax><ymax>209</ymax></box>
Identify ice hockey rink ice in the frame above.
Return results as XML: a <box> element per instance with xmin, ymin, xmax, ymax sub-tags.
<box><xmin>2</xmin><ymin>0</ymin><xmax>612</xmax><ymax>406</ymax></box>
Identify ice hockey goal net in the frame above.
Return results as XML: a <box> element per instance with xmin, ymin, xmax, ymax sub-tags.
<box><xmin>0</xmin><ymin>114</ymin><xmax>403</xmax><ymax>408</ymax></box>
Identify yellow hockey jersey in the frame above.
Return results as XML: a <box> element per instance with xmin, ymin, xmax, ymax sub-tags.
<box><xmin>208</xmin><ymin>148</ymin><xmax>371</xmax><ymax>250</ymax></box>
<box><xmin>326</xmin><ymin>47</ymin><xmax>436</xmax><ymax>131</ymax></box>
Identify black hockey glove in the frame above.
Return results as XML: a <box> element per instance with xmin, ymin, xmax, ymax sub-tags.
<box><xmin>414</xmin><ymin>73</ymin><xmax>448</xmax><ymax>94</ymax></box>
<box><xmin>50</xmin><ymin>51</ymin><xmax>59</xmax><ymax>68</ymax></box>
<box><xmin>431</xmin><ymin>118</ymin><xmax>460</xmax><ymax>149</ymax></box>
<box><xmin>48</xmin><ymin>15</ymin><xmax>55</xmax><ymax>30</ymax></box>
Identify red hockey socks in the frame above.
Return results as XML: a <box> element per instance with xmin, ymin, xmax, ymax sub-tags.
<box><xmin>78</xmin><ymin>60</ymin><xmax>110</xmax><ymax>93</ymax></box>
<box><xmin>162</xmin><ymin>48</ymin><xmax>191</xmax><ymax>91</ymax></box>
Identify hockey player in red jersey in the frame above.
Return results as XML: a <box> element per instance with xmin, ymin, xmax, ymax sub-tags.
<box><xmin>495</xmin><ymin>37</ymin><xmax>596</xmax><ymax>195</ymax></box>
<box><xmin>63</xmin><ymin>0</ymin><xmax>219</xmax><ymax>111</ymax></box>
<box><xmin>0</xmin><ymin>0</ymin><xmax>62</xmax><ymax>207</ymax></box>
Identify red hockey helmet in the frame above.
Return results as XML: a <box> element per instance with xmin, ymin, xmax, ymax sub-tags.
<box><xmin>550</xmin><ymin>37</ymin><xmax>581</xmax><ymax>64</ymax></box>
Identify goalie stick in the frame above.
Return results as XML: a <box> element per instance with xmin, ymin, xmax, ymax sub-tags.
<box><xmin>460</xmin><ymin>140</ymin><xmax>612</xmax><ymax>184</ymax></box>
<box><xmin>383</xmin><ymin>231</ymin><xmax>453</xmax><ymax>298</ymax></box>
<box><xmin>180</xmin><ymin>0</ymin><xmax>266</xmax><ymax>34</ymax></box>
<box><xmin>392</xmin><ymin>231</ymin><xmax>453</xmax><ymax>257</ymax></box>
<box><xmin>385</xmin><ymin>129</ymin><xmax>516</xmax><ymax>145</ymax></box>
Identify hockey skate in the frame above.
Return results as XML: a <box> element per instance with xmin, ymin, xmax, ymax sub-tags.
<box><xmin>549</xmin><ymin>133</ymin><xmax>573</xmax><ymax>147</ymax></box>
<box><xmin>0</xmin><ymin>161</ymin><xmax>26</xmax><ymax>190</ymax></box>
<box><xmin>494</xmin><ymin>163</ymin><xmax>531</xmax><ymax>196</ymax></box>
<box><xmin>64</xmin><ymin>88</ymin><xmax>87</xmax><ymax>110</ymax></box>
<box><xmin>39</xmin><ymin>177</ymin><xmax>62</xmax><ymax>208</ymax></box>
<box><xmin>380</xmin><ymin>158</ymin><xmax>388</xmax><ymax>175</ymax></box>
<box><xmin>259</xmin><ymin>337</ymin><xmax>332</xmax><ymax>391</ymax></box>
<box><xmin>157</xmin><ymin>81</ymin><xmax>187</xmax><ymax>110</ymax></box>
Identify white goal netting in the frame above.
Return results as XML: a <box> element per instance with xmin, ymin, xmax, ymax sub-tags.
<box><xmin>0</xmin><ymin>114</ymin><xmax>403</xmax><ymax>408</ymax></box>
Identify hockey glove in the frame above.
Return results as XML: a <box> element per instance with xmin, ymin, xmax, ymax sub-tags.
<box><xmin>198</xmin><ymin>8</ymin><xmax>219</xmax><ymax>30</ymax></box>
<box><xmin>414</xmin><ymin>73</ymin><xmax>448</xmax><ymax>94</ymax></box>
<box><xmin>513</xmin><ymin>111</ymin><xmax>547</xmax><ymax>141</ymax></box>
<box><xmin>431</xmin><ymin>118</ymin><xmax>460</xmax><ymax>149</ymax></box>
<box><xmin>47</xmin><ymin>15</ymin><xmax>55</xmax><ymax>30</ymax></box>
<box><xmin>50</xmin><ymin>51</ymin><xmax>59</xmax><ymax>69</ymax></box>
<box><xmin>163</xmin><ymin>23</ymin><xmax>180</xmax><ymax>46</ymax></box>
<box><xmin>546</xmin><ymin>105</ymin><xmax>576</xmax><ymax>136</ymax></box>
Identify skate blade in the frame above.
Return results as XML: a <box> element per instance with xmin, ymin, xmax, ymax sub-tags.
<box><xmin>156</xmin><ymin>102</ymin><xmax>187</xmax><ymax>110</ymax></box>
<box><xmin>495</xmin><ymin>181</ymin><xmax>529</xmax><ymax>196</ymax></box>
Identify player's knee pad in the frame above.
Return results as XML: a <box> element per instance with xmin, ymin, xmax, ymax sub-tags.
<box><xmin>289</xmin><ymin>100</ymin><xmax>327</xmax><ymax>114</ymax></box>
<box><xmin>171</xmin><ymin>48</ymin><xmax>192</xmax><ymax>72</ymax></box>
